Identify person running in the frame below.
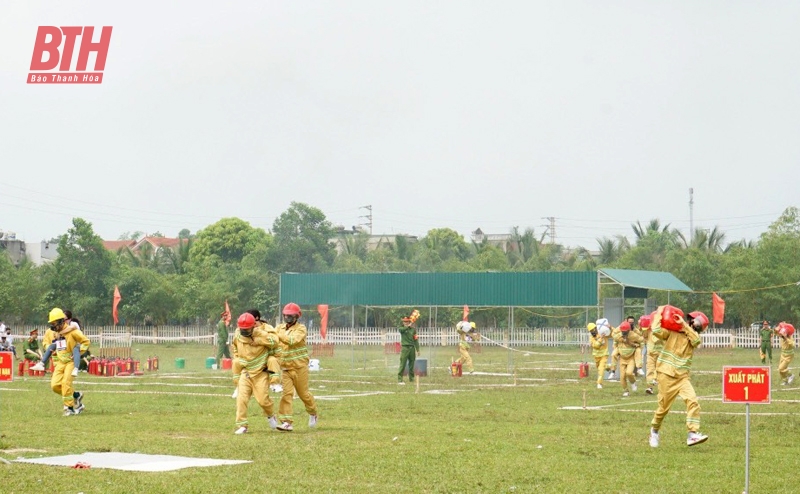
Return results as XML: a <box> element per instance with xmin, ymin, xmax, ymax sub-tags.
<box><xmin>455</xmin><ymin>321</ymin><xmax>479</xmax><ymax>375</ymax></box>
<box><xmin>759</xmin><ymin>321</ymin><xmax>773</xmax><ymax>364</ymax></box>
<box><xmin>775</xmin><ymin>322</ymin><xmax>795</xmax><ymax>385</ymax></box>
<box><xmin>45</xmin><ymin>308</ymin><xmax>89</xmax><ymax>416</ymax></box>
<box><xmin>588</xmin><ymin>322</ymin><xmax>609</xmax><ymax>389</ymax></box>
<box><xmin>397</xmin><ymin>312</ymin><xmax>420</xmax><ymax>384</ymax></box>
<box><xmin>275</xmin><ymin>303</ymin><xmax>318</xmax><ymax>432</ymax></box>
<box><xmin>614</xmin><ymin>321</ymin><xmax>643</xmax><ymax>397</ymax></box>
<box><xmin>231</xmin><ymin>312</ymin><xmax>281</xmax><ymax>434</ymax></box>
<box><xmin>649</xmin><ymin>309</ymin><xmax>709</xmax><ymax>448</ymax></box>
<box><xmin>32</xmin><ymin>310</ymin><xmax>83</xmax><ymax>376</ymax></box>
<box><xmin>640</xmin><ymin>314</ymin><xmax>661</xmax><ymax>395</ymax></box>
<box><xmin>629</xmin><ymin>315</ymin><xmax>645</xmax><ymax>377</ymax></box>
<box><xmin>245</xmin><ymin>309</ymin><xmax>283</xmax><ymax>393</ymax></box>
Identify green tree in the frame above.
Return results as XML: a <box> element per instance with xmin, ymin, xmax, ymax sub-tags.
<box><xmin>49</xmin><ymin>218</ymin><xmax>114</xmax><ymax>323</ymax></box>
<box><xmin>267</xmin><ymin>202</ymin><xmax>335</xmax><ymax>273</ymax></box>
<box><xmin>191</xmin><ymin>218</ymin><xmax>270</xmax><ymax>266</ymax></box>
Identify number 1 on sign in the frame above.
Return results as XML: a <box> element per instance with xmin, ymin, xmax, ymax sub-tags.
<box><xmin>744</xmin><ymin>386</ymin><xmax>748</xmax><ymax>400</ymax></box>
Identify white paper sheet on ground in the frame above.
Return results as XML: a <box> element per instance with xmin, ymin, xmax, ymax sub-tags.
<box><xmin>15</xmin><ymin>452</ymin><xmax>251</xmax><ymax>471</ymax></box>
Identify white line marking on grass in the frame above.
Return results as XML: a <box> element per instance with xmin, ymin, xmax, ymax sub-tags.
<box><xmin>0</xmin><ymin>388</ymin><xmax>29</xmax><ymax>392</ymax></box>
<box><xmin>559</xmin><ymin>406</ymin><xmax>794</xmax><ymax>416</ymax></box>
<box><xmin>315</xmin><ymin>391</ymin><xmax>394</xmax><ymax>401</ymax></box>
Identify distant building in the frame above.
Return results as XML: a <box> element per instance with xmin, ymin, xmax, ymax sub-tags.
<box><xmin>102</xmin><ymin>236</ymin><xmax>187</xmax><ymax>255</ymax></box>
<box><xmin>25</xmin><ymin>240</ymin><xmax>59</xmax><ymax>266</ymax></box>
<box><xmin>331</xmin><ymin>227</ymin><xmax>418</xmax><ymax>255</ymax></box>
<box><xmin>470</xmin><ymin>228</ymin><xmax>516</xmax><ymax>253</ymax></box>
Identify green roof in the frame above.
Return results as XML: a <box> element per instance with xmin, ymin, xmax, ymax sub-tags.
<box><xmin>598</xmin><ymin>268</ymin><xmax>692</xmax><ymax>292</ymax></box>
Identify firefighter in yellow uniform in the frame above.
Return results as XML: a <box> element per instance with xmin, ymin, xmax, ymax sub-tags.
<box><xmin>231</xmin><ymin>312</ymin><xmax>282</xmax><ymax>434</ymax></box>
<box><xmin>248</xmin><ymin>309</ymin><xmax>283</xmax><ymax>392</ymax></box>
<box><xmin>775</xmin><ymin>322</ymin><xmax>795</xmax><ymax>385</ymax></box>
<box><xmin>613</xmin><ymin>321</ymin><xmax>643</xmax><ymax>396</ymax></box>
<box><xmin>276</xmin><ymin>303</ymin><xmax>318</xmax><ymax>432</ymax></box>
<box><xmin>47</xmin><ymin>308</ymin><xmax>90</xmax><ymax>415</ymax></box>
<box><xmin>455</xmin><ymin>321</ymin><xmax>479</xmax><ymax>374</ymax></box>
<box><xmin>640</xmin><ymin>314</ymin><xmax>661</xmax><ymax>395</ymax></box>
<box><xmin>649</xmin><ymin>309</ymin><xmax>709</xmax><ymax>448</ymax></box>
<box><xmin>628</xmin><ymin>316</ymin><xmax>645</xmax><ymax>377</ymax></box>
<box><xmin>588</xmin><ymin>323</ymin><xmax>609</xmax><ymax>389</ymax></box>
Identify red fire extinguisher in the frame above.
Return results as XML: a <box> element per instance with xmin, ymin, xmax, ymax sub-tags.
<box><xmin>579</xmin><ymin>362</ymin><xmax>589</xmax><ymax>378</ymax></box>
<box><xmin>153</xmin><ymin>356</ymin><xmax>159</xmax><ymax>371</ymax></box>
<box><xmin>450</xmin><ymin>361</ymin><xmax>462</xmax><ymax>377</ymax></box>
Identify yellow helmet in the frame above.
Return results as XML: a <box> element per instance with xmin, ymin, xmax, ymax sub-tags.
<box><xmin>470</xmin><ymin>322</ymin><xmax>476</xmax><ymax>329</ymax></box>
<box><xmin>48</xmin><ymin>307</ymin><xmax>66</xmax><ymax>323</ymax></box>
<box><xmin>586</xmin><ymin>322</ymin><xmax>597</xmax><ymax>332</ymax></box>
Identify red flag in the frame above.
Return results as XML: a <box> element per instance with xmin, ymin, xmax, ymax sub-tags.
<box><xmin>112</xmin><ymin>285</ymin><xmax>122</xmax><ymax>325</ymax></box>
<box><xmin>463</xmin><ymin>305</ymin><xmax>470</xmax><ymax>321</ymax></box>
<box><xmin>222</xmin><ymin>300</ymin><xmax>231</xmax><ymax>326</ymax></box>
<box><xmin>712</xmin><ymin>292</ymin><xmax>725</xmax><ymax>324</ymax></box>
<box><xmin>318</xmin><ymin>304</ymin><xmax>329</xmax><ymax>340</ymax></box>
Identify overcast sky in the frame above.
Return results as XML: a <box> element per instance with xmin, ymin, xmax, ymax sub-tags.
<box><xmin>2</xmin><ymin>1</ymin><xmax>799</xmax><ymax>248</ymax></box>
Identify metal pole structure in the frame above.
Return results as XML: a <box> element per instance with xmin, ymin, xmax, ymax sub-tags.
<box><xmin>745</xmin><ymin>402</ymin><xmax>750</xmax><ymax>494</ymax></box>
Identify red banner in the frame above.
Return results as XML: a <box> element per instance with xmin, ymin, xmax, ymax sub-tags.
<box><xmin>712</xmin><ymin>292</ymin><xmax>725</xmax><ymax>324</ymax></box>
<box><xmin>0</xmin><ymin>351</ymin><xmax>12</xmax><ymax>381</ymax></box>
<box><xmin>318</xmin><ymin>304</ymin><xmax>329</xmax><ymax>340</ymax></box>
<box><xmin>112</xmin><ymin>285</ymin><xmax>122</xmax><ymax>325</ymax></box>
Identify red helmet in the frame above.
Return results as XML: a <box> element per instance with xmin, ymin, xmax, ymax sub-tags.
<box><xmin>638</xmin><ymin>315</ymin><xmax>652</xmax><ymax>329</ymax></box>
<box><xmin>779</xmin><ymin>322</ymin><xmax>795</xmax><ymax>338</ymax></box>
<box><xmin>618</xmin><ymin>321</ymin><xmax>631</xmax><ymax>332</ymax></box>
<box><xmin>282</xmin><ymin>303</ymin><xmax>302</xmax><ymax>316</ymax></box>
<box><xmin>237</xmin><ymin>313</ymin><xmax>256</xmax><ymax>330</ymax></box>
<box><xmin>688</xmin><ymin>311</ymin><xmax>709</xmax><ymax>331</ymax></box>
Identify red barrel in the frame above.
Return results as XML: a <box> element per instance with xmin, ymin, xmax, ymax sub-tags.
<box><xmin>579</xmin><ymin>362</ymin><xmax>589</xmax><ymax>378</ymax></box>
<box><xmin>221</xmin><ymin>358</ymin><xmax>232</xmax><ymax>370</ymax></box>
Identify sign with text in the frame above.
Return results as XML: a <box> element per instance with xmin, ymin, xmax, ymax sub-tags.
<box><xmin>28</xmin><ymin>26</ymin><xmax>113</xmax><ymax>84</ymax></box>
<box><xmin>723</xmin><ymin>366</ymin><xmax>770</xmax><ymax>404</ymax></box>
<box><xmin>0</xmin><ymin>351</ymin><xmax>13</xmax><ymax>382</ymax></box>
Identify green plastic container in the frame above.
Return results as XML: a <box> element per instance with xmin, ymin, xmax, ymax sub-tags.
<box><xmin>175</xmin><ymin>358</ymin><xmax>185</xmax><ymax>369</ymax></box>
<box><xmin>205</xmin><ymin>357</ymin><xmax>216</xmax><ymax>369</ymax></box>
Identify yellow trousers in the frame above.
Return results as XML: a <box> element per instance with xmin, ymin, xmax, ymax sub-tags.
<box><xmin>279</xmin><ymin>365</ymin><xmax>317</xmax><ymax>424</ymax></box>
<box><xmin>50</xmin><ymin>361</ymin><xmax>76</xmax><ymax>407</ymax></box>
<box><xmin>593</xmin><ymin>355</ymin><xmax>606</xmax><ymax>385</ymax></box>
<box><xmin>651</xmin><ymin>372</ymin><xmax>700</xmax><ymax>433</ymax></box>
<box><xmin>235</xmin><ymin>370</ymin><xmax>274</xmax><ymax>427</ymax></box>
<box><xmin>646</xmin><ymin>350</ymin><xmax>660</xmax><ymax>384</ymax></box>
<box><xmin>779</xmin><ymin>354</ymin><xmax>794</xmax><ymax>380</ymax></box>
<box><xmin>634</xmin><ymin>346</ymin><xmax>643</xmax><ymax>369</ymax></box>
<box><xmin>457</xmin><ymin>346</ymin><xmax>473</xmax><ymax>372</ymax></box>
<box><xmin>620</xmin><ymin>354</ymin><xmax>636</xmax><ymax>391</ymax></box>
<box><xmin>267</xmin><ymin>356</ymin><xmax>281</xmax><ymax>385</ymax></box>
<box><xmin>610</xmin><ymin>347</ymin><xmax>620</xmax><ymax>373</ymax></box>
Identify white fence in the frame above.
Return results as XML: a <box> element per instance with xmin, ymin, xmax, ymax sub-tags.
<box><xmin>6</xmin><ymin>325</ymin><xmax>797</xmax><ymax>349</ymax></box>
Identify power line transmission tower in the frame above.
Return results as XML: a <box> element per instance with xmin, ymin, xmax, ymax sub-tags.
<box><xmin>359</xmin><ymin>205</ymin><xmax>373</xmax><ymax>235</ymax></box>
<box><xmin>541</xmin><ymin>217</ymin><xmax>556</xmax><ymax>244</ymax></box>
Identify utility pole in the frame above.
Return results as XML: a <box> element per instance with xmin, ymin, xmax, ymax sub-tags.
<box><xmin>359</xmin><ymin>205</ymin><xmax>373</xmax><ymax>235</ymax></box>
<box><xmin>689</xmin><ymin>188</ymin><xmax>694</xmax><ymax>244</ymax></box>
<box><xmin>541</xmin><ymin>217</ymin><xmax>556</xmax><ymax>244</ymax></box>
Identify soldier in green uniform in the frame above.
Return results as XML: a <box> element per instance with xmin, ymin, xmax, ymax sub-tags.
<box><xmin>760</xmin><ymin>321</ymin><xmax>773</xmax><ymax>364</ymax></box>
<box><xmin>397</xmin><ymin>315</ymin><xmax>420</xmax><ymax>385</ymax></box>
<box><xmin>217</xmin><ymin>314</ymin><xmax>231</xmax><ymax>366</ymax></box>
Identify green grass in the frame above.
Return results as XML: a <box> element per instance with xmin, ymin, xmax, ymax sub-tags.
<box><xmin>1</xmin><ymin>343</ymin><xmax>799</xmax><ymax>493</ymax></box>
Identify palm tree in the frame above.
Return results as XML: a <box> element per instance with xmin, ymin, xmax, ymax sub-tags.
<box><xmin>632</xmin><ymin>219</ymin><xmax>672</xmax><ymax>241</ymax></box>
<box><xmin>675</xmin><ymin>226</ymin><xmax>727</xmax><ymax>252</ymax></box>
<box><xmin>508</xmin><ymin>227</ymin><xmax>545</xmax><ymax>268</ymax></box>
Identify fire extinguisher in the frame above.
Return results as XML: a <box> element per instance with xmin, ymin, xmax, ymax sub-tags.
<box><xmin>579</xmin><ymin>362</ymin><xmax>589</xmax><ymax>378</ymax></box>
<box><xmin>450</xmin><ymin>360</ymin><xmax>462</xmax><ymax>377</ymax></box>
<box><xmin>153</xmin><ymin>356</ymin><xmax>159</xmax><ymax>371</ymax></box>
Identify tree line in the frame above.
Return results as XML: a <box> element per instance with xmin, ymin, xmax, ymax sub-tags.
<box><xmin>2</xmin><ymin>202</ymin><xmax>799</xmax><ymax>328</ymax></box>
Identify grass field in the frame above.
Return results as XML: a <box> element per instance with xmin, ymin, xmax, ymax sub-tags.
<box><xmin>1</xmin><ymin>342</ymin><xmax>799</xmax><ymax>493</ymax></box>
